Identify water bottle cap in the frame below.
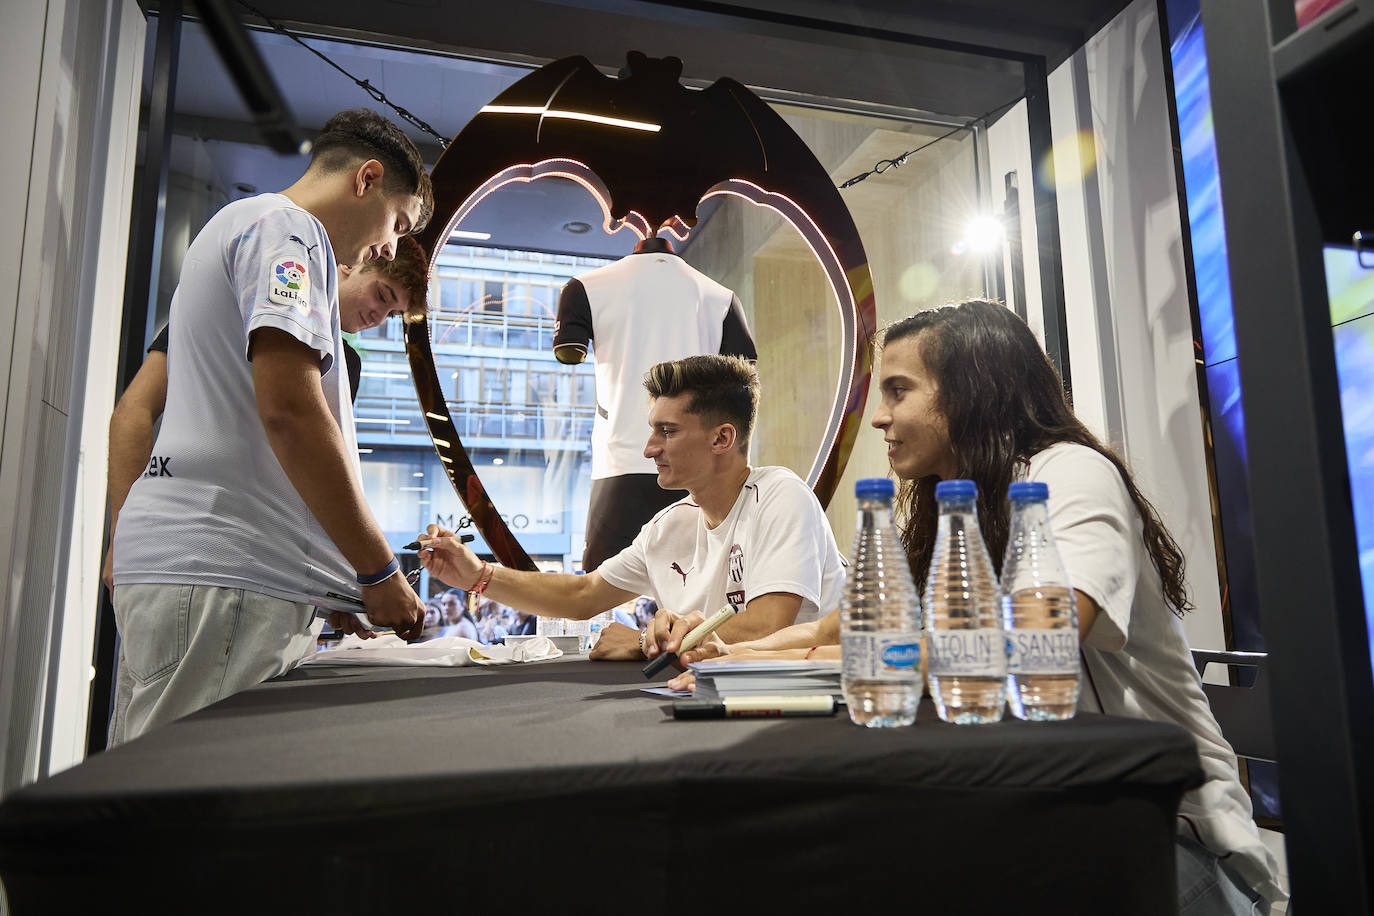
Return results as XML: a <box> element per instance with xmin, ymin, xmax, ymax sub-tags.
<box><xmin>854</xmin><ymin>477</ymin><xmax>895</xmax><ymax>499</ymax></box>
<box><xmin>934</xmin><ymin>479</ymin><xmax>978</xmax><ymax>502</ymax></box>
<box><xmin>1008</xmin><ymin>481</ymin><xmax>1049</xmax><ymax>503</ymax></box>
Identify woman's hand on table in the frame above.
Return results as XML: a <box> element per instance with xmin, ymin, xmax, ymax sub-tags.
<box><xmin>677</xmin><ymin>633</ymin><xmax>728</xmax><ymax>667</ymax></box>
<box><xmin>416</xmin><ymin>524</ymin><xmax>482</xmax><ymax>589</ymax></box>
<box><xmin>588</xmin><ymin>622</ymin><xmax>643</xmax><ymax>660</ymax></box>
<box><xmin>667</xmin><ymin>670</ymin><xmax>697</xmax><ymax>692</ymax></box>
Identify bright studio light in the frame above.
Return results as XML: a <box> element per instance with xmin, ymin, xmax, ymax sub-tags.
<box><xmin>963</xmin><ymin>215</ymin><xmax>1005</xmax><ymax>253</ymax></box>
<box><xmin>479</xmin><ymin>105</ymin><xmax>661</xmax><ymax>133</ymax></box>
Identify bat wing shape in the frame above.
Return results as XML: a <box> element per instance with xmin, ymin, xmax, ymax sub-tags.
<box><xmin>409</xmin><ymin>52</ymin><xmax>874</xmax><ymax>571</ymax></box>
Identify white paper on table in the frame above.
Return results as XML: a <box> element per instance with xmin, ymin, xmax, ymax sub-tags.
<box><xmin>301</xmin><ymin>635</ymin><xmax>563</xmax><ymax>668</ymax></box>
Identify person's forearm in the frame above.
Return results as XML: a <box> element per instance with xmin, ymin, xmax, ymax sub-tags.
<box><xmin>731</xmin><ymin>615</ymin><xmax>828</xmax><ymax>653</ymax></box>
<box><xmin>480</xmin><ymin>567</ymin><xmax>607</xmax><ymax>620</ymax></box>
<box><xmin>106</xmin><ymin>405</ymin><xmax>157</xmax><ymax>543</ymax></box>
<box><xmin>717</xmin><ymin>609</ymin><xmax>791</xmax><ymax>643</ymax></box>
<box><xmin>258</xmin><ymin>394</ymin><xmax>391</xmax><ymax>576</ymax></box>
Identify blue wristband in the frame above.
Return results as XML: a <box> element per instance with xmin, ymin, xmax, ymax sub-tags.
<box><xmin>357</xmin><ymin>556</ymin><xmax>400</xmax><ymax>587</ymax></box>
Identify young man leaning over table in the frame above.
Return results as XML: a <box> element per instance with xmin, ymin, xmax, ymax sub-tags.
<box><xmin>110</xmin><ymin>109</ymin><xmax>432</xmax><ymax>743</ymax></box>
<box><xmin>419</xmin><ymin>354</ymin><xmax>846</xmax><ymax>658</ymax></box>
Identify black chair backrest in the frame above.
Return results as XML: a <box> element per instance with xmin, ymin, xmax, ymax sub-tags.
<box><xmin>1191</xmin><ymin>649</ymin><xmax>1277</xmax><ymax>763</ymax></box>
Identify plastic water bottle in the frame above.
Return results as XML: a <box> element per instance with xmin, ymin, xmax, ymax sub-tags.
<box><xmin>1001</xmin><ymin>481</ymin><xmax>1081</xmax><ymax>720</ymax></box>
<box><xmin>840</xmin><ymin>478</ymin><xmax>922</xmax><ymax>727</ymax></box>
<box><xmin>925</xmin><ymin>479</ymin><xmax>1006</xmax><ymax>724</ymax></box>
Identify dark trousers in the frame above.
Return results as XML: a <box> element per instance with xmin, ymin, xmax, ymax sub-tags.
<box><xmin>582</xmin><ymin>474</ymin><xmax>686</xmax><ymax>570</ymax></box>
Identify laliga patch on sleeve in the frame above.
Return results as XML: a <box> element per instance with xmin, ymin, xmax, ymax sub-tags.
<box><xmin>268</xmin><ymin>257</ymin><xmax>312</xmax><ymax>314</ymax></box>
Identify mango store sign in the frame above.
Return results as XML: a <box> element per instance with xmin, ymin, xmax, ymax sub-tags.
<box><xmin>431</xmin><ymin>465</ymin><xmax>565</xmax><ymax>535</ymax></box>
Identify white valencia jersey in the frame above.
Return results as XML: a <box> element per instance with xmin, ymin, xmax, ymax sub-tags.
<box><xmin>114</xmin><ymin>193</ymin><xmax>357</xmax><ymax>604</ymax></box>
<box><xmin>574</xmin><ymin>253</ymin><xmax>738</xmax><ymax>478</ymax></box>
<box><xmin>598</xmin><ymin>466</ymin><xmax>845</xmax><ymax>625</ymax></box>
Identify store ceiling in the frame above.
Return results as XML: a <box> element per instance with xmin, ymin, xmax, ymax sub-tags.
<box><xmin>152</xmin><ymin>0</ymin><xmax>1134</xmax><ymax>257</ymax></box>
<box><xmin>208</xmin><ymin>0</ymin><xmax>1139</xmax><ymax>114</ymax></box>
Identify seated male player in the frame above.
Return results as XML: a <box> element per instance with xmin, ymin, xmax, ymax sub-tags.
<box><xmin>418</xmin><ymin>354</ymin><xmax>845</xmax><ymax>659</ymax></box>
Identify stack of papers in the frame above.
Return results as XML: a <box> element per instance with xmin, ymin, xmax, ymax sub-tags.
<box><xmin>688</xmin><ymin>659</ymin><xmax>844</xmax><ymax>702</ymax></box>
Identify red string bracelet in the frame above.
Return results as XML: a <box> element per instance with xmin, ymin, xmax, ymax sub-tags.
<box><xmin>804</xmin><ymin>645</ymin><xmax>820</xmax><ymax>660</ymax></box>
<box><xmin>465</xmin><ymin>560</ymin><xmax>489</xmax><ymax>592</ymax></box>
<box><xmin>473</xmin><ymin>562</ymin><xmax>496</xmax><ymax>597</ymax></box>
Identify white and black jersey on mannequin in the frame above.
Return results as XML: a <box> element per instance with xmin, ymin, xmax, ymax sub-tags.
<box><xmin>553</xmin><ymin>236</ymin><xmax>756</xmax><ymax>569</ymax></box>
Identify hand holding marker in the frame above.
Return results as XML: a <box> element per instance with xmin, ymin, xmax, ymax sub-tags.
<box><xmin>403</xmin><ymin>534</ymin><xmax>474</xmax><ymax>551</ymax></box>
<box><xmin>642</xmin><ymin>603</ymin><xmax>740</xmax><ymax>679</ymax></box>
<box><xmin>316</xmin><ymin>535</ymin><xmax>473</xmax><ymax>626</ymax></box>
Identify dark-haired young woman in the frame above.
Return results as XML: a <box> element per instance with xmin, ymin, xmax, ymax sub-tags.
<box><xmin>663</xmin><ymin>300</ymin><xmax>1283</xmax><ymax>914</ymax></box>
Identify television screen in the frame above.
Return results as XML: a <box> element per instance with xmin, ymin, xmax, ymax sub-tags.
<box><xmin>1325</xmin><ymin>246</ymin><xmax>1374</xmax><ymax>669</ymax></box>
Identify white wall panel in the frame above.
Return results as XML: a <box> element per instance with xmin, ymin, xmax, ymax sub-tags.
<box><xmin>0</xmin><ymin>0</ymin><xmax>145</xmax><ymax>795</ymax></box>
<box><xmin>48</xmin><ymin>0</ymin><xmax>147</xmax><ymax>777</ymax></box>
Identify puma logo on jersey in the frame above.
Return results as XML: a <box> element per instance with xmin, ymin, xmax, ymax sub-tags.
<box><xmin>670</xmin><ymin>562</ymin><xmax>692</xmax><ymax>585</ymax></box>
<box><xmin>144</xmin><ymin>456</ymin><xmax>173</xmax><ymax>478</ymax></box>
<box><xmin>289</xmin><ymin>234</ymin><xmax>320</xmax><ymax>256</ymax></box>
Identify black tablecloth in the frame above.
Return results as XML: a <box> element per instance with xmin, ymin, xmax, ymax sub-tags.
<box><xmin>0</xmin><ymin>658</ymin><xmax>1202</xmax><ymax>914</ymax></box>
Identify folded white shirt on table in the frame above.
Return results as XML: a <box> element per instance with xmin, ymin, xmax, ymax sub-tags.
<box><xmin>301</xmin><ymin>635</ymin><xmax>563</xmax><ymax>668</ymax></box>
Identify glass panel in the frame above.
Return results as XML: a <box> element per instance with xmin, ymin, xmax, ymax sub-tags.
<box><xmin>440</xmin><ymin>277</ymin><xmax>462</xmax><ymax>315</ymax></box>
<box><xmin>1330</xmin><ymin>284</ymin><xmax>1374</xmax><ymax>679</ymax></box>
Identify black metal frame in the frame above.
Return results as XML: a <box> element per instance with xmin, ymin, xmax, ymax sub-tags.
<box><xmin>89</xmin><ymin>1</ymin><xmax>183</xmax><ymax>756</ymax></box>
<box><xmin>1200</xmin><ymin>0</ymin><xmax>1374</xmax><ymax>908</ymax></box>
<box><xmin>1021</xmin><ymin>54</ymin><xmax>1071</xmax><ymax>393</ymax></box>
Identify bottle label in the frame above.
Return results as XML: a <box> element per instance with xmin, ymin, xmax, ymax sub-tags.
<box><xmin>926</xmin><ymin>627</ymin><xmax>1007</xmax><ymax>677</ymax></box>
<box><xmin>1006</xmin><ymin>627</ymin><xmax>1079</xmax><ymax>675</ymax></box>
<box><xmin>842</xmin><ymin>631</ymin><xmax>922</xmax><ymax>681</ymax></box>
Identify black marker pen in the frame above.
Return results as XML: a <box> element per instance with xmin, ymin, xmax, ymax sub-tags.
<box><xmin>403</xmin><ymin>534</ymin><xmax>475</xmax><ymax>550</ymax></box>
<box><xmin>642</xmin><ymin>602</ymin><xmax>740</xmax><ymax>679</ymax></box>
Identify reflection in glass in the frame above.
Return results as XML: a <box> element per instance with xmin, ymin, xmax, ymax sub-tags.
<box><xmin>356</xmin><ymin>243</ymin><xmax>607</xmax><ymax>567</ymax></box>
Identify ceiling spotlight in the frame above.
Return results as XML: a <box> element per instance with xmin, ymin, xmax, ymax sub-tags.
<box><xmin>963</xmin><ymin>214</ymin><xmax>1005</xmax><ymax>253</ymax></box>
<box><xmin>451</xmin><ymin>230</ymin><xmax>492</xmax><ymax>241</ymax></box>
<box><xmin>562</xmin><ymin>221</ymin><xmax>591</xmax><ymax>234</ymax></box>
<box><xmin>492</xmin><ymin>457</ymin><xmax>505</xmax><ymax>465</ymax></box>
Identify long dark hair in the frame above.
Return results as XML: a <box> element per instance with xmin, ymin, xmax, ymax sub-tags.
<box><xmin>887</xmin><ymin>300</ymin><xmax>1192</xmax><ymax>615</ymax></box>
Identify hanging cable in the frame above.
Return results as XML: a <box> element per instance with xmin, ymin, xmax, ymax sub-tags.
<box><xmin>838</xmin><ymin>96</ymin><xmax>1021</xmax><ymax>189</ymax></box>
<box><xmin>233</xmin><ymin>1</ymin><xmax>451</xmax><ymax>150</ymax></box>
